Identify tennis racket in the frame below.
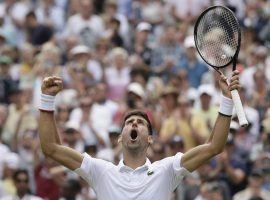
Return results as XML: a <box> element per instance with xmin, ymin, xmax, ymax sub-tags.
<box><xmin>194</xmin><ymin>5</ymin><xmax>248</xmax><ymax>127</ymax></box>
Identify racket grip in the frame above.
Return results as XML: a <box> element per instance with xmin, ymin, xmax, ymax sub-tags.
<box><xmin>230</xmin><ymin>89</ymin><xmax>248</xmax><ymax>127</ymax></box>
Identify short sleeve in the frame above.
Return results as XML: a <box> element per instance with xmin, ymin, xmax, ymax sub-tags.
<box><xmin>164</xmin><ymin>153</ymin><xmax>191</xmax><ymax>191</ymax></box>
<box><xmin>74</xmin><ymin>153</ymin><xmax>112</xmax><ymax>190</ymax></box>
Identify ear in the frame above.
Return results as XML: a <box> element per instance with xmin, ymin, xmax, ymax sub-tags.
<box><xmin>148</xmin><ymin>135</ymin><xmax>153</xmax><ymax>145</ymax></box>
<box><xmin>118</xmin><ymin>135</ymin><xmax>122</xmax><ymax>143</ymax></box>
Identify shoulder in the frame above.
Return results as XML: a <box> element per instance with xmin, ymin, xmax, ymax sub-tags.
<box><xmin>153</xmin><ymin>153</ymin><xmax>184</xmax><ymax>171</ymax></box>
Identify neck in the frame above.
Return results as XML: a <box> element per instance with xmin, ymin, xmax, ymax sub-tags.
<box><xmin>123</xmin><ymin>150</ymin><xmax>147</xmax><ymax>170</ymax></box>
<box><xmin>202</xmin><ymin>105</ymin><xmax>209</xmax><ymax>111</ymax></box>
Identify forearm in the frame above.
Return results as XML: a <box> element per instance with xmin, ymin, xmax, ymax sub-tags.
<box><xmin>209</xmin><ymin>114</ymin><xmax>231</xmax><ymax>154</ymax></box>
<box><xmin>38</xmin><ymin>111</ymin><xmax>61</xmax><ymax>155</ymax></box>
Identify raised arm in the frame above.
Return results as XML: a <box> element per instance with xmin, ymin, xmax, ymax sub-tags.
<box><xmin>181</xmin><ymin>71</ymin><xmax>240</xmax><ymax>172</ymax></box>
<box><xmin>38</xmin><ymin>76</ymin><xmax>83</xmax><ymax>170</ymax></box>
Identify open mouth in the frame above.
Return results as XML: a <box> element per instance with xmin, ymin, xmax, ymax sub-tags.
<box><xmin>130</xmin><ymin>129</ymin><xmax>138</xmax><ymax>141</ymax></box>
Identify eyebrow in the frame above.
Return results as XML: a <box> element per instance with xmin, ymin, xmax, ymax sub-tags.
<box><xmin>126</xmin><ymin>117</ymin><xmax>147</xmax><ymax>124</ymax></box>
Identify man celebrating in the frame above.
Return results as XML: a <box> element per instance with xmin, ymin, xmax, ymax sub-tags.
<box><xmin>38</xmin><ymin>71</ymin><xmax>240</xmax><ymax>199</ymax></box>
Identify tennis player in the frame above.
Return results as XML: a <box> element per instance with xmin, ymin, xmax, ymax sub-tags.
<box><xmin>38</xmin><ymin>71</ymin><xmax>240</xmax><ymax>200</ymax></box>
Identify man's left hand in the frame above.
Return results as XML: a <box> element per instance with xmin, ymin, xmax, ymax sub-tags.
<box><xmin>219</xmin><ymin>70</ymin><xmax>240</xmax><ymax>99</ymax></box>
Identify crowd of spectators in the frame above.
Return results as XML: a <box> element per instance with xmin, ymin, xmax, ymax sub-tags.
<box><xmin>0</xmin><ymin>0</ymin><xmax>270</xmax><ymax>199</ymax></box>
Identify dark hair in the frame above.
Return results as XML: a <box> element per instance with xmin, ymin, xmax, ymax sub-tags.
<box><xmin>26</xmin><ymin>11</ymin><xmax>36</xmax><ymax>19</ymax></box>
<box><xmin>13</xmin><ymin>169</ymin><xmax>29</xmax><ymax>182</ymax></box>
<box><xmin>122</xmin><ymin>110</ymin><xmax>153</xmax><ymax>135</ymax></box>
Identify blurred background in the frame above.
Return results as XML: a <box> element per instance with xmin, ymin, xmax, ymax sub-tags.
<box><xmin>0</xmin><ymin>0</ymin><xmax>270</xmax><ymax>199</ymax></box>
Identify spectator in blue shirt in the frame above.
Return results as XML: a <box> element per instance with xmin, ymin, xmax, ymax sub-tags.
<box><xmin>176</xmin><ymin>35</ymin><xmax>208</xmax><ymax>88</ymax></box>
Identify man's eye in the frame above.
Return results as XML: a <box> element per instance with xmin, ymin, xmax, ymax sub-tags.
<box><xmin>138</xmin><ymin>120</ymin><xmax>144</xmax><ymax>124</ymax></box>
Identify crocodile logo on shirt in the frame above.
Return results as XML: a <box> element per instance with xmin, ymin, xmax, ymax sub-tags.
<box><xmin>147</xmin><ymin>171</ymin><xmax>154</xmax><ymax>176</ymax></box>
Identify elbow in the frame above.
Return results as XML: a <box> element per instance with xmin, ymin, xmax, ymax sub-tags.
<box><xmin>40</xmin><ymin>144</ymin><xmax>56</xmax><ymax>157</ymax></box>
<box><xmin>210</xmin><ymin>144</ymin><xmax>224</xmax><ymax>156</ymax></box>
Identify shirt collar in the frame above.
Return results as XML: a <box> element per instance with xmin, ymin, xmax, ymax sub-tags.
<box><xmin>117</xmin><ymin>158</ymin><xmax>151</xmax><ymax>172</ymax></box>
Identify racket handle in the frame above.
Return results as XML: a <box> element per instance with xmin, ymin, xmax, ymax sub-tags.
<box><xmin>230</xmin><ymin>89</ymin><xmax>249</xmax><ymax>127</ymax></box>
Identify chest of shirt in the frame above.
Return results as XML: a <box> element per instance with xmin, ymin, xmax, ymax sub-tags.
<box><xmin>95</xmin><ymin>167</ymin><xmax>171</xmax><ymax>200</ymax></box>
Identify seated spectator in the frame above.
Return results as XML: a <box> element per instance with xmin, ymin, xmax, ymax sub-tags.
<box><xmin>192</xmin><ymin>84</ymin><xmax>218</xmax><ymax>131</ymax></box>
<box><xmin>63</xmin><ymin>0</ymin><xmax>105</xmax><ymax>48</ymax></box>
<box><xmin>233</xmin><ymin>169</ymin><xmax>270</xmax><ymax>200</ymax></box>
<box><xmin>194</xmin><ymin>181</ymin><xmax>224</xmax><ymax>200</ymax></box>
<box><xmin>176</xmin><ymin>35</ymin><xmax>208</xmax><ymax>88</ymax></box>
<box><xmin>0</xmin><ymin>169</ymin><xmax>42</xmax><ymax>200</ymax></box>
<box><xmin>105</xmin><ymin>47</ymin><xmax>130</xmax><ymax>101</ymax></box>
<box><xmin>160</xmin><ymin>95</ymin><xmax>208</xmax><ymax>151</ymax></box>
<box><xmin>24</xmin><ymin>11</ymin><xmax>53</xmax><ymax>46</ymax></box>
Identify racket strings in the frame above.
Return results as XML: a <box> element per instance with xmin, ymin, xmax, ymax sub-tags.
<box><xmin>196</xmin><ymin>7</ymin><xmax>239</xmax><ymax>67</ymax></box>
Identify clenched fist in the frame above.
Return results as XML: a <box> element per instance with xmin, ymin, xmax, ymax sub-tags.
<box><xmin>41</xmin><ymin>76</ymin><xmax>63</xmax><ymax>96</ymax></box>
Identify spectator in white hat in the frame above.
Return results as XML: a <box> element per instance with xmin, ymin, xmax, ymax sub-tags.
<box><xmin>176</xmin><ymin>35</ymin><xmax>208</xmax><ymax>88</ymax></box>
<box><xmin>130</xmin><ymin>22</ymin><xmax>153</xmax><ymax>65</ymax></box>
<box><xmin>193</xmin><ymin>84</ymin><xmax>218</xmax><ymax>131</ymax></box>
<box><xmin>105</xmin><ymin>47</ymin><xmax>130</xmax><ymax>101</ymax></box>
<box><xmin>69</xmin><ymin>44</ymin><xmax>103</xmax><ymax>83</ymax></box>
<box><xmin>0</xmin><ymin>152</ymin><xmax>20</xmax><ymax>196</ymax></box>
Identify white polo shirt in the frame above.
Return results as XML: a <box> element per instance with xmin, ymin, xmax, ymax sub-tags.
<box><xmin>75</xmin><ymin>153</ymin><xmax>190</xmax><ymax>200</ymax></box>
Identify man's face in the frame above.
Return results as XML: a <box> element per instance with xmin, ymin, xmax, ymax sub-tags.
<box><xmin>80</xmin><ymin>0</ymin><xmax>93</xmax><ymax>18</ymax></box>
<box><xmin>15</xmin><ymin>173</ymin><xmax>29</xmax><ymax>195</ymax></box>
<box><xmin>120</xmin><ymin>116</ymin><xmax>151</xmax><ymax>153</ymax></box>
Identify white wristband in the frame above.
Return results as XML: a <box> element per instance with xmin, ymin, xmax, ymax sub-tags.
<box><xmin>39</xmin><ymin>93</ymin><xmax>55</xmax><ymax>112</ymax></box>
<box><xmin>219</xmin><ymin>95</ymin><xmax>233</xmax><ymax>116</ymax></box>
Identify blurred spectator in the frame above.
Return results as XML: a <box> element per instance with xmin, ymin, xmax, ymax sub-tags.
<box><xmin>0</xmin><ymin>55</ymin><xmax>17</xmax><ymax>104</ymax></box>
<box><xmin>0</xmin><ymin>0</ymin><xmax>30</xmax><ymax>47</ymax></box>
<box><xmin>176</xmin><ymin>35</ymin><xmax>208</xmax><ymax>88</ymax></box>
<box><xmin>69</xmin><ymin>44</ymin><xmax>103</xmax><ymax>84</ymax></box>
<box><xmin>233</xmin><ymin>169</ymin><xmax>270</xmax><ymax>200</ymax></box>
<box><xmin>160</xmin><ymin>94</ymin><xmax>208</xmax><ymax>151</ymax></box>
<box><xmin>194</xmin><ymin>181</ymin><xmax>224</xmax><ymax>200</ymax></box>
<box><xmin>209</xmin><ymin>134</ymin><xmax>247</xmax><ymax>196</ymax></box>
<box><xmin>24</xmin><ymin>11</ymin><xmax>53</xmax><ymax>46</ymax></box>
<box><xmin>102</xmin><ymin>0</ymin><xmax>129</xmax><ymax>46</ymax></box>
<box><xmin>250</xmin><ymin>68</ymin><xmax>270</xmax><ymax>121</ymax></box>
<box><xmin>96</xmin><ymin>124</ymin><xmax>122</xmax><ymax>163</ymax></box>
<box><xmin>63</xmin><ymin>0</ymin><xmax>105</xmax><ymax>48</ymax></box>
<box><xmin>2</xmin><ymin>86</ymin><xmax>37</xmax><ymax>146</ymax></box>
<box><xmin>129</xmin><ymin>67</ymin><xmax>150</xmax><ymax>88</ymax></box>
<box><xmin>35</xmin><ymin>0</ymin><xmax>65</xmax><ymax>33</ymax></box>
<box><xmin>130</xmin><ymin>22</ymin><xmax>152</xmax><ymax>66</ymax></box>
<box><xmin>59</xmin><ymin>179</ymin><xmax>82</xmax><ymax>200</ymax></box>
<box><xmin>192</xmin><ymin>84</ymin><xmax>218</xmax><ymax>130</ymax></box>
<box><xmin>0</xmin><ymin>169</ymin><xmax>42</xmax><ymax>200</ymax></box>
<box><xmin>0</xmin><ymin>152</ymin><xmax>19</xmax><ymax>196</ymax></box>
<box><xmin>132</xmin><ymin>0</ymin><xmax>164</xmax><ymax>26</ymax></box>
<box><xmin>232</xmin><ymin>119</ymin><xmax>256</xmax><ymax>156</ymax></box>
<box><xmin>35</xmin><ymin>157</ymin><xmax>64</xmax><ymax>200</ymax></box>
<box><xmin>62</xmin><ymin>121</ymin><xmax>84</xmax><ymax>153</ymax></box>
<box><xmin>151</xmin><ymin>25</ymin><xmax>184</xmax><ymax>81</ymax></box>
<box><xmin>168</xmin><ymin>0</ymin><xmax>209</xmax><ymax>24</ymax></box>
<box><xmin>250</xmin><ymin>109</ymin><xmax>270</xmax><ymax>162</ymax></box>
<box><xmin>10</xmin><ymin>43</ymin><xmax>36</xmax><ymax>82</ymax></box>
<box><xmin>114</xmin><ymin>82</ymin><xmax>154</xmax><ymax>128</ymax></box>
<box><xmin>105</xmin><ymin>47</ymin><xmax>130</xmax><ymax>101</ymax></box>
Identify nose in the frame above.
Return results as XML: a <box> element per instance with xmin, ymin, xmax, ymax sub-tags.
<box><xmin>132</xmin><ymin>121</ymin><xmax>137</xmax><ymax>128</ymax></box>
